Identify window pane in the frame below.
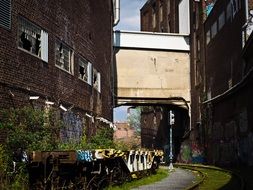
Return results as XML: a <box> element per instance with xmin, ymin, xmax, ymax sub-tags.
<box><xmin>218</xmin><ymin>11</ymin><xmax>225</xmax><ymax>30</ymax></box>
<box><xmin>211</xmin><ymin>21</ymin><xmax>217</xmax><ymax>38</ymax></box>
<box><xmin>18</xmin><ymin>16</ymin><xmax>48</xmax><ymax>61</ymax></box>
<box><xmin>206</xmin><ymin>30</ymin><xmax>210</xmax><ymax>45</ymax></box>
<box><xmin>55</xmin><ymin>41</ymin><xmax>72</xmax><ymax>73</ymax></box>
<box><xmin>79</xmin><ymin>58</ymin><xmax>89</xmax><ymax>82</ymax></box>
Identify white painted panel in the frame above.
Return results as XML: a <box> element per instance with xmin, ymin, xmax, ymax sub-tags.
<box><xmin>114</xmin><ymin>31</ymin><xmax>189</xmax><ymax>51</ymax></box>
<box><xmin>97</xmin><ymin>72</ymin><xmax>101</xmax><ymax>93</ymax></box>
<box><xmin>41</xmin><ymin>30</ymin><xmax>48</xmax><ymax>62</ymax></box>
<box><xmin>88</xmin><ymin>62</ymin><xmax>92</xmax><ymax>85</ymax></box>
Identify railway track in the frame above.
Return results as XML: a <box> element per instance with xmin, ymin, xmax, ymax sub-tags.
<box><xmin>174</xmin><ymin>163</ymin><xmax>245</xmax><ymax>190</ymax></box>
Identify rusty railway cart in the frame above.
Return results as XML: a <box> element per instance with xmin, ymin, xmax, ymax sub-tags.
<box><xmin>28</xmin><ymin>149</ymin><xmax>164</xmax><ymax>189</ymax></box>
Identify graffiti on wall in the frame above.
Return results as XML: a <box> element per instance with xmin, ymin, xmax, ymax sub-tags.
<box><xmin>238</xmin><ymin>132</ymin><xmax>253</xmax><ymax>166</ymax></box>
<box><xmin>208</xmin><ymin>108</ymin><xmax>253</xmax><ymax>166</ymax></box>
<box><xmin>61</xmin><ymin>111</ymin><xmax>84</xmax><ymax>142</ymax></box>
<box><xmin>177</xmin><ymin>139</ymin><xmax>204</xmax><ymax>164</ymax></box>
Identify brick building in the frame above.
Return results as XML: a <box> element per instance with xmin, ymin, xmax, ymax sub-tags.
<box><xmin>140</xmin><ymin>0</ymin><xmax>190</xmax><ymax>34</ymax></box>
<box><xmin>190</xmin><ymin>0</ymin><xmax>253</xmax><ymax>165</ymax></box>
<box><xmin>113</xmin><ymin>122</ymin><xmax>135</xmax><ymax>141</ymax></box>
<box><xmin>140</xmin><ymin>0</ymin><xmax>253</xmax><ymax>166</ymax></box>
<box><xmin>0</xmin><ymin>0</ymin><xmax>116</xmax><ymax>142</ymax></box>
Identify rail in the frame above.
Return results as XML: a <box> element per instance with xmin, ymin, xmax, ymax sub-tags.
<box><xmin>175</xmin><ymin>163</ymin><xmax>245</xmax><ymax>190</ymax></box>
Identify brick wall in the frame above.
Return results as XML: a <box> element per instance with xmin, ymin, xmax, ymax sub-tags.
<box><xmin>140</xmin><ymin>0</ymin><xmax>179</xmax><ymax>33</ymax></box>
<box><xmin>0</xmin><ymin>0</ymin><xmax>114</xmax><ymax>142</ymax></box>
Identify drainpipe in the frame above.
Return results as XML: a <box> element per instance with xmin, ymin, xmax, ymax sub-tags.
<box><xmin>113</xmin><ymin>0</ymin><xmax>120</xmax><ymax>26</ymax></box>
<box><xmin>245</xmin><ymin>0</ymin><xmax>249</xmax><ymax>21</ymax></box>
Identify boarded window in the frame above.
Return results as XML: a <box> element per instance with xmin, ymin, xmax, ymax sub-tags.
<box><xmin>0</xmin><ymin>0</ymin><xmax>11</xmax><ymax>29</ymax></box>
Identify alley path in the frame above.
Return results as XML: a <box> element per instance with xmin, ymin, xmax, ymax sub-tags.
<box><xmin>132</xmin><ymin>167</ymin><xmax>196</xmax><ymax>190</ymax></box>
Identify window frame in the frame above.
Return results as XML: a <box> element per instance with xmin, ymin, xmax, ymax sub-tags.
<box><xmin>93</xmin><ymin>68</ymin><xmax>101</xmax><ymax>93</ymax></box>
<box><xmin>55</xmin><ymin>40</ymin><xmax>74</xmax><ymax>74</ymax></box>
<box><xmin>78</xmin><ymin>57</ymin><xmax>92</xmax><ymax>85</ymax></box>
<box><xmin>18</xmin><ymin>16</ymin><xmax>48</xmax><ymax>62</ymax></box>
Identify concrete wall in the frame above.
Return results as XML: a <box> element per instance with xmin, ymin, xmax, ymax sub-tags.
<box><xmin>115</xmin><ymin>49</ymin><xmax>190</xmax><ymax>103</ymax></box>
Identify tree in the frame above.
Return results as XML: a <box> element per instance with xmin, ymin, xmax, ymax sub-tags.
<box><xmin>127</xmin><ymin>107</ymin><xmax>141</xmax><ymax>135</ymax></box>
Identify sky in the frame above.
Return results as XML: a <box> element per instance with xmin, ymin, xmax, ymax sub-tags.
<box><xmin>113</xmin><ymin>0</ymin><xmax>146</xmax><ymax>122</ymax></box>
<box><xmin>114</xmin><ymin>0</ymin><xmax>147</xmax><ymax>31</ymax></box>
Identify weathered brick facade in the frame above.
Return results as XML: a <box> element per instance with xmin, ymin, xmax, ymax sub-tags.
<box><xmin>140</xmin><ymin>0</ymin><xmax>180</xmax><ymax>33</ymax></box>
<box><xmin>0</xmin><ymin>0</ymin><xmax>114</xmax><ymax>142</ymax></box>
<box><xmin>190</xmin><ymin>0</ymin><xmax>253</xmax><ymax>166</ymax></box>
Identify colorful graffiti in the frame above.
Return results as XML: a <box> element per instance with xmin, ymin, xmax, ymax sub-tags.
<box><xmin>177</xmin><ymin>140</ymin><xmax>204</xmax><ymax>164</ymax></box>
<box><xmin>77</xmin><ymin>150</ymin><xmax>93</xmax><ymax>162</ymax></box>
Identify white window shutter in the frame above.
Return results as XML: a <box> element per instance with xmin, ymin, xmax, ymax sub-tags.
<box><xmin>41</xmin><ymin>30</ymin><xmax>48</xmax><ymax>62</ymax></box>
<box><xmin>87</xmin><ymin>62</ymin><xmax>92</xmax><ymax>85</ymax></box>
<box><xmin>97</xmin><ymin>72</ymin><xmax>101</xmax><ymax>93</ymax></box>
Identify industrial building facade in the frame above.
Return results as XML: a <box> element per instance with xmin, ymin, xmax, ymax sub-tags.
<box><xmin>141</xmin><ymin>0</ymin><xmax>190</xmax><ymax>34</ymax></box>
<box><xmin>140</xmin><ymin>0</ymin><xmax>253</xmax><ymax>166</ymax></box>
<box><xmin>0</xmin><ymin>0</ymin><xmax>116</xmax><ymax>142</ymax></box>
<box><xmin>190</xmin><ymin>0</ymin><xmax>253</xmax><ymax>165</ymax></box>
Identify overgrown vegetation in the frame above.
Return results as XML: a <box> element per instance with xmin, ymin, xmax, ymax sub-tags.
<box><xmin>127</xmin><ymin>107</ymin><xmax>141</xmax><ymax>135</ymax></box>
<box><xmin>0</xmin><ymin>106</ymin><xmax>119</xmax><ymax>189</ymax></box>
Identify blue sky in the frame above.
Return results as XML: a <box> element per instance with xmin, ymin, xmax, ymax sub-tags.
<box><xmin>113</xmin><ymin>0</ymin><xmax>146</xmax><ymax>122</ymax></box>
<box><xmin>114</xmin><ymin>0</ymin><xmax>147</xmax><ymax>31</ymax></box>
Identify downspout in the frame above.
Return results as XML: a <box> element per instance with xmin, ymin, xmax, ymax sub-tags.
<box><xmin>113</xmin><ymin>0</ymin><xmax>120</xmax><ymax>26</ymax></box>
<box><xmin>111</xmin><ymin>0</ymin><xmax>120</xmax><ymax>119</ymax></box>
<box><xmin>245</xmin><ymin>0</ymin><xmax>249</xmax><ymax>21</ymax></box>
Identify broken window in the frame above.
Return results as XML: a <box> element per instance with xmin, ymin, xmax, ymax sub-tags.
<box><xmin>93</xmin><ymin>68</ymin><xmax>101</xmax><ymax>92</ymax></box>
<box><xmin>18</xmin><ymin>16</ymin><xmax>48</xmax><ymax>62</ymax></box>
<box><xmin>55</xmin><ymin>41</ymin><xmax>73</xmax><ymax>73</ymax></box>
<box><xmin>79</xmin><ymin>57</ymin><xmax>92</xmax><ymax>84</ymax></box>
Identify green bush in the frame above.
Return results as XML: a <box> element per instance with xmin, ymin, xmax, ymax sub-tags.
<box><xmin>0</xmin><ymin>106</ymin><xmax>129</xmax><ymax>188</ymax></box>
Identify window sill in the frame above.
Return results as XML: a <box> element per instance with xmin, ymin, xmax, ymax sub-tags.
<box><xmin>18</xmin><ymin>47</ymin><xmax>47</xmax><ymax>63</ymax></box>
<box><xmin>55</xmin><ymin>65</ymin><xmax>74</xmax><ymax>75</ymax></box>
<box><xmin>78</xmin><ymin>77</ymin><xmax>91</xmax><ymax>85</ymax></box>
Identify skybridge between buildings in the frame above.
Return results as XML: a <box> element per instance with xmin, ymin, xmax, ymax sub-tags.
<box><xmin>113</xmin><ymin>30</ymin><xmax>190</xmax><ymax>109</ymax></box>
